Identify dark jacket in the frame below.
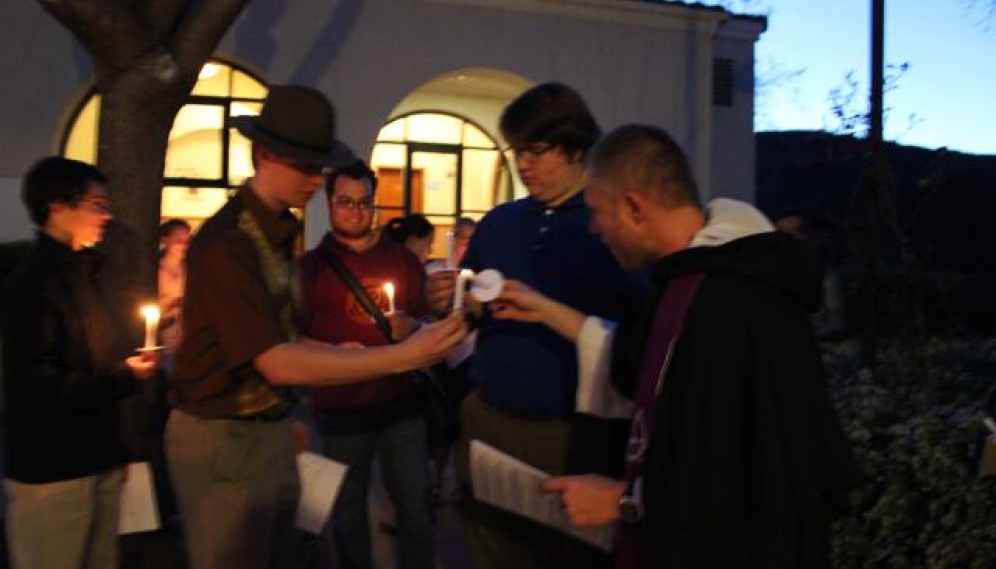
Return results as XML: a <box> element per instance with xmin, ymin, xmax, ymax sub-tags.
<box><xmin>1</xmin><ymin>232</ymin><xmax>137</xmax><ymax>483</ymax></box>
<box><xmin>613</xmin><ymin>232</ymin><xmax>863</xmax><ymax>568</ymax></box>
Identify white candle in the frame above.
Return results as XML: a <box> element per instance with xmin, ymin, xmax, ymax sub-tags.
<box><xmin>384</xmin><ymin>282</ymin><xmax>396</xmax><ymax>314</ymax></box>
<box><xmin>140</xmin><ymin>305</ymin><xmax>160</xmax><ymax>350</ymax></box>
<box><xmin>445</xmin><ymin>229</ymin><xmax>456</xmax><ymax>269</ymax></box>
<box><xmin>453</xmin><ymin>269</ymin><xmax>474</xmax><ymax>312</ymax></box>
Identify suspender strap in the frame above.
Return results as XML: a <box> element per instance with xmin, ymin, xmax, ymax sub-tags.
<box><xmin>314</xmin><ymin>247</ymin><xmax>394</xmax><ymax>344</ymax></box>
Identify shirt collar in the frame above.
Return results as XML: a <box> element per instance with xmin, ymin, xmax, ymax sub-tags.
<box><xmin>319</xmin><ymin>230</ymin><xmax>383</xmax><ymax>256</ymax></box>
<box><xmin>35</xmin><ymin>230</ymin><xmax>105</xmax><ymax>274</ymax></box>
<box><xmin>240</xmin><ymin>185</ymin><xmax>300</xmax><ymax>251</ymax></box>
<box><xmin>523</xmin><ymin>191</ymin><xmax>587</xmax><ymax>213</ymax></box>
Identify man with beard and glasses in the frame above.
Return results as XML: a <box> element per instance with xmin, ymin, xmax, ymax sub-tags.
<box><xmin>299</xmin><ymin>159</ymin><xmax>435</xmax><ymax>569</ymax></box>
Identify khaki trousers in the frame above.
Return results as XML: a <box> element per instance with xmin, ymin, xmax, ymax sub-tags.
<box><xmin>165</xmin><ymin>410</ymin><xmax>300</xmax><ymax>569</ymax></box>
<box><xmin>4</xmin><ymin>467</ymin><xmax>124</xmax><ymax>569</ymax></box>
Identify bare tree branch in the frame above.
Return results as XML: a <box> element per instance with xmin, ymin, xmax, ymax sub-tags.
<box><xmin>172</xmin><ymin>0</ymin><xmax>250</xmax><ymax>71</ymax></box>
<box><xmin>37</xmin><ymin>0</ymin><xmax>160</xmax><ymax>75</ymax></box>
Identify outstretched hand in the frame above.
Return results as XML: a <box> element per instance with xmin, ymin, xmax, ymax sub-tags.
<box><xmin>399</xmin><ymin>311</ymin><xmax>467</xmax><ymax>369</ymax></box>
<box><xmin>490</xmin><ymin>279</ymin><xmax>549</xmax><ymax>323</ymax></box>
<box><xmin>491</xmin><ymin>279</ymin><xmax>587</xmax><ymax>342</ymax></box>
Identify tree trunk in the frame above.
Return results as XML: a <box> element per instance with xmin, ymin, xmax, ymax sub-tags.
<box><xmin>36</xmin><ymin>0</ymin><xmax>249</xmax><ymax>306</ymax></box>
<box><xmin>97</xmin><ymin>61</ymin><xmax>191</xmax><ymax>303</ymax></box>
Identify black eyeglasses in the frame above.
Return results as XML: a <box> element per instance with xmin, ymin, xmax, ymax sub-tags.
<box><xmin>505</xmin><ymin>143</ymin><xmax>556</xmax><ymax>162</ymax></box>
<box><xmin>78</xmin><ymin>197</ymin><xmax>111</xmax><ymax>213</ymax></box>
<box><xmin>332</xmin><ymin>197</ymin><xmax>374</xmax><ymax>211</ymax></box>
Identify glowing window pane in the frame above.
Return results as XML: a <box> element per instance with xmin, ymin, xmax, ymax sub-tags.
<box><xmin>461</xmin><ymin>150</ymin><xmax>502</xmax><ymax>212</ymax></box>
<box><xmin>64</xmin><ymin>95</ymin><xmax>100</xmax><ymax>164</ymax></box>
<box><xmin>412</xmin><ymin>151</ymin><xmax>457</xmax><ymax>215</ymax></box>
<box><xmin>166</xmin><ymin>105</ymin><xmax>225</xmax><ymax>179</ymax></box>
<box><xmin>161</xmin><ymin>186</ymin><xmax>230</xmax><ymax>227</ymax></box>
<box><xmin>228</xmin><ymin>101</ymin><xmax>263</xmax><ymax>185</ymax></box>
<box><xmin>463</xmin><ymin>123</ymin><xmax>495</xmax><ymax>148</ymax></box>
<box><xmin>377</xmin><ymin>118</ymin><xmax>406</xmax><ymax>142</ymax></box>
<box><xmin>191</xmin><ymin>63</ymin><xmax>232</xmax><ymax>96</ymax></box>
<box><xmin>232</xmin><ymin>70</ymin><xmax>268</xmax><ymax>99</ymax></box>
<box><xmin>407</xmin><ymin>114</ymin><xmax>461</xmax><ymax>144</ymax></box>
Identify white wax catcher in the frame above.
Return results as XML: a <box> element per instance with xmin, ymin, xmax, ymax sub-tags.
<box><xmin>470</xmin><ymin>269</ymin><xmax>504</xmax><ymax>303</ymax></box>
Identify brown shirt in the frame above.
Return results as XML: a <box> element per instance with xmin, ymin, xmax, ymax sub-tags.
<box><xmin>170</xmin><ymin>186</ymin><xmax>299</xmax><ymax>418</ymax></box>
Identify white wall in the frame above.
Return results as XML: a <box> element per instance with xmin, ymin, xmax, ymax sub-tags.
<box><xmin>710</xmin><ymin>17</ymin><xmax>766</xmax><ymax>203</ymax></box>
<box><xmin>0</xmin><ymin>178</ymin><xmax>32</xmax><ymax>242</ymax></box>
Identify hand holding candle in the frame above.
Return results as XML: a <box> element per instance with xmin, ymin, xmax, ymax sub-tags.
<box><xmin>139</xmin><ymin>304</ymin><xmax>160</xmax><ymax>351</ymax></box>
<box><xmin>384</xmin><ymin>282</ymin><xmax>396</xmax><ymax>315</ymax></box>
<box><xmin>445</xmin><ymin>230</ymin><xmax>456</xmax><ymax>269</ymax></box>
<box><xmin>453</xmin><ymin>269</ymin><xmax>474</xmax><ymax>312</ymax></box>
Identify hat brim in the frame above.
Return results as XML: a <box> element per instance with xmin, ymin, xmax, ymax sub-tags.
<box><xmin>229</xmin><ymin>116</ymin><xmax>356</xmax><ymax>168</ymax></box>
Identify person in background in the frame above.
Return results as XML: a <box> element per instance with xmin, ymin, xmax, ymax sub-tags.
<box><xmin>158</xmin><ymin>218</ymin><xmax>191</xmax><ymax>361</ymax></box>
<box><xmin>299</xmin><ymin>159</ymin><xmax>435</xmax><ymax>569</ymax></box>
<box><xmin>1</xmin><ymin>156</ymin><xmax>157</xmax><ymax>569</ymax></box>
<box><xmin>452</xmin><ymin>216</ymin><xmax>476</xmax><ymax>266</ymax></box>
<box><xmin>429</xmin><ymin>216</ymin><xmax>479</xmax><ymax>504</ymax></box>
<box><xmin>426</xmin><ymin>82</ymin><xmax>644</xmax><ymax>569</ymax></box>
<box><xmin>491</xmin><ymin>124</ymin><xmax>862</xmax><ymax>568</ymax></box>
<box><xmin>385</xmin><ymin>213</ymin><xmax>435</xmax><ymax>264</ymax></box>
<box><xmin>165</xmin><ymin>85</ymin><xmax>466</xmax><ymax>569</ymax></box>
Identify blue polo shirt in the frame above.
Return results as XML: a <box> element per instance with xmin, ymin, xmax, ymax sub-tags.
<box><xmin>463</xmin><ymin>193</ymin><xmax>642</xmax><ymax>417</ymax></box>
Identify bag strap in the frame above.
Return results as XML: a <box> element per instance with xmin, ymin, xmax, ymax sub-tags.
<box><xmin>315</xmin><ymin>247</ymin><xmax>394</xmax><ymax>344</ymax></box>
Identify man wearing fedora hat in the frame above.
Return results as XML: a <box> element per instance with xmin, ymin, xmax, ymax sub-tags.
<box><xmin>165</xmin><ymin>85</ymin><xmax>467</xmax><ymax>569</ymax></box>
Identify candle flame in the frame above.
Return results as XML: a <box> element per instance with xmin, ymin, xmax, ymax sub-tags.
<box><xmin>140</xmin><ymin>304</ymin><xmax>160</xmax><ymax>323</ymax></box>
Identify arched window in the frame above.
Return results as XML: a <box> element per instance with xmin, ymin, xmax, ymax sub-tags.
<box><xmin>61</xmin><ymin>59</ymin><xmax>269</xmax><ymax>229</ymax></box>
<box><xmin>370</xmin><ymin>112</ymin><xmax>513</xmax><ymax>258</ymax></box>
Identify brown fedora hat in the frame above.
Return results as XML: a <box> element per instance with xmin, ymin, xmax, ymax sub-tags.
<box><xmin>228</xmin><ymin>85</ymin><xmax>355</xmax><ymax>167</ymax></box>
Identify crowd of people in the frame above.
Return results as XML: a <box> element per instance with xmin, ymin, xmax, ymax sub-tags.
<box><xmin>0</xmin><ymin>80</ymin><xmax>861</xmax><ymax>569</ymax></box>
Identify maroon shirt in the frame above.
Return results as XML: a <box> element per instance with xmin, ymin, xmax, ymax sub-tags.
<box><xmin>299</xmin><ymin>232</ymin><xmax>428</xmax><ymax>412</ymax></box>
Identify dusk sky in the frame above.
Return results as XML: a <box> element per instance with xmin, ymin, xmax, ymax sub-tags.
<box><xmin>710</xmin><ymin>0</ymin><xmax>995</xmax><ymax>155</ymax></box>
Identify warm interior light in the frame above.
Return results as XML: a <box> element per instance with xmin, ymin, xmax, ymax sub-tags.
<box><xmin>198</xmin><ymin>63</ymin><xmax>220</xmax><ymax>80</ymax></box>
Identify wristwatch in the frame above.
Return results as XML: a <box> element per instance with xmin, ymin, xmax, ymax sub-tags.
<box><xmin>618</xmin><ymin>477</ymin><xmax>644</xmax><ymax>523</ymax></box>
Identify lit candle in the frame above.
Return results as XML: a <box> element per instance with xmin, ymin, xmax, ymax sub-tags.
<box><xmin>445</xmin><ymin>229</ymin><xmax>456</xmax><ymax>269</ymax></box>
<box><xmin>453</xmin><ymin>269</ymin><xmax>474</xmax><ymax>312</ymax></box>
<box><xmin>384</xmin><ymin>282</ymin><xmax>396</xmax><ymax>315</ymax></box>
<box><xmin>140</xmin><ymin>304</ymin><xmax>160</xmax><ymax>350</ymax></box>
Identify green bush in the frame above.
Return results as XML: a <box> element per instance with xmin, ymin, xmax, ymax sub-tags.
<box><xmin>827</xmin><ymin>340</ymin><xmax>996</xmax><ymax>568</ymax></box>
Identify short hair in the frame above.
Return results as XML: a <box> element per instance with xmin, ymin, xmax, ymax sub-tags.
<box><xmin>384</xmin><ymin>213</ymin><xmax>434</xmax><ymax>243</ymax></box>
<box><xmin>159</xmin><ymin>218</ymin><xmax>191</xmax><ymax>239</ymax></box>
<box><xmin>326</xmin><ymin>159</ymin><xmax>377</xmax><ymax>199</ymax></box>
<box><xmin>587</xmin><ymin>124</ymin><xmax>700</xmax><ymax>209</ymax></box>
<box><xmin>499</xmin><ymin>82</ymin><xmax>601</xmax><ymax>158</ymax></box>
<box><xmin>22</xmin><ymin>156</ymin><xmax>107</xmax><ymax>227</ymax></box>
<box><xmin>455</xmin><ymin>216</ymin><xmax>476</xmax><ymax>231</ymax></box>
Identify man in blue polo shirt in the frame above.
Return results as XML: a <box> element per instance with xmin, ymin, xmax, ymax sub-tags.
<box><xmin>428</xmin><ymin>82</ymin><xmax>644</xmax><ymax>569</ymax></box>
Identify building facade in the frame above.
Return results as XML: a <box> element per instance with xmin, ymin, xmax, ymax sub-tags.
<box><xmin>0</xmin><ymin>0</ymin><xmax>765</xmax><ymax>247</ymax></box>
